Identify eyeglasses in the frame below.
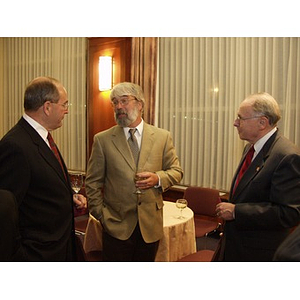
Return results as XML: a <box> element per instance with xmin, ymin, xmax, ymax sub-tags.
<box><xmin>111</xmin><ymin>97</ymin><xmax>137</xmax><ymax>107</ymax></box>
<box><xmin>51</xmin><ymin>101</ymin><xmax>70</xmax><ymax>109</ymax></box>
<box><xmin>236</xmin><ymin>115</ymin><xmax>263</xmax><ymax>121</ymax></box>
<box><xmin>60</xmin><ymin>102</ymin><xmax>70</xmax><ymax>109</ymax></box>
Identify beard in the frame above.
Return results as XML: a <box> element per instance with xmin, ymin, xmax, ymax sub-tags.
<box><xmin>114</xmin><ymin>106</ymin><xmax>140</xmax><ymax>127</ymax></box>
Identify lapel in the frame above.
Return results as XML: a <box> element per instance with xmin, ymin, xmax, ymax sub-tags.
<box><xmin>138</xmin><ymin>123</ymin><xmax>155</xmax><ymax>169</ymax></box>
<box><xmin>230</xmin><ymin>131</ymin><xmax>279</xmax><ymax>200</ymax></box>
<box><xmin>18</xmin><ymin>118</ymin><xmax>70</xmax><ymax>187</ymax></box>
<box><xmin>111</xmin><ymin>126</ymin><xmax>137</xmax><ymax>171</ymax></box>
<box><xmin>110</xmin><ymin>123</ymin><xmax>155</xmax><ymax>171</ymax></box>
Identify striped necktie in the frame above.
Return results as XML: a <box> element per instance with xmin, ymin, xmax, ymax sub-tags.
<box><xmin>128</xmin><ymin>128</ymin><xmax>140</xmax><ymax>166</ymax></box>
<box><xmin>47</xmin><ymin>132</ymin><xmax>67</xmax><ymax>180</ymax></box>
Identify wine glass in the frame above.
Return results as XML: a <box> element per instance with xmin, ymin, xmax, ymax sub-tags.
<box><xmin>70</xmin><ymin>172</ymin><xmax>83</xmax><ymax>198</ymax></box>
<box><xmin>134</xmin><ymin>169</ymin><xmax>146</xmax><ymax>195</ymax></box>
<box><xmin>176</xmin><ymin>199</ymin><xmax>188</xmax><ymax>219</ymax></box>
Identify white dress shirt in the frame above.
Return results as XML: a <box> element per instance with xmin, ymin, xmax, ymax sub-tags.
<box><xmin>23</xmin><ymin>113</ymin><xmax>51</xmax><ymax>148</ymax></box>
<box><xmin>252</xmin><ymin>127</ymin><xmax>278</xmax><ymax>161</ymax></box>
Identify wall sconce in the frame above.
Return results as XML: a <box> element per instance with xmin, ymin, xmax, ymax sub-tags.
<box><xmin>99</xmin><ymin>56</ymin><xmax>113</xmax><ymax>91</ymax></box>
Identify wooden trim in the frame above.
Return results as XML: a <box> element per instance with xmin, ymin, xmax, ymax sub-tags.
<box><xmin>87</xmin><ymin>37</ymin><xmax>132</xmax><ymax>159</ymax></box>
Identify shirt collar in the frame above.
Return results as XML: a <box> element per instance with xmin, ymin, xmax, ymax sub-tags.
<box><xmin>254</xmin><ymin>127</ymin><xmax>277</xmax><ymax>155</ymax></box>
<box><xmin>123</xmin><ymin>119</ymin><xmax>144</xmax><ymax>138</ymax></box>
<box><xmin>23</xmin><ymin>113</ymin><xmax>49</xmax><ymax>143</ymax></box>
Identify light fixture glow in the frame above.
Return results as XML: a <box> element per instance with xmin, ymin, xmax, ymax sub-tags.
<box><xmin>99</xmin><ymin>56</ymin><xmax>112</xmax><ymax>91</ymax></box>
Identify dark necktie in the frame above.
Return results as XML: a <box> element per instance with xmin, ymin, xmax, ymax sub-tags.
<box><xmin>47</xmin><ymin>132</ymin><xmax>67</xmax><ymax>180</ymax></box>
<box><xmin>233</xmin><ymin>145</ymin><xmax>255</xmax><ymax>194</ymax></box>
<box><xmin>128</xmin><ymin>128</ymin><xmax>140</xmax><ymax>166</ymax></box>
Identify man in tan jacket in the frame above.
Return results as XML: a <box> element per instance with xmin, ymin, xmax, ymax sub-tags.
<box><xmin>85</xmin><ymin>82</ymin><xmax>183</xmax><ymax>261</ymax></box>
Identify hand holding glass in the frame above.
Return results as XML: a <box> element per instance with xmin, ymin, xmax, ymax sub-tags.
<box><xmin>176</xmin><ymin>199</ymin><xmax>188</xmax><ymax>219</ymax></box>
<box><xmin>70</xmin><ymin>173</ymin><xmax>83</xmax><ymax>198</ymax></box>
<box><xmin>134</xmin><ymin>169</ymin><xmax>148</xmax><ymax>195</ymax></box>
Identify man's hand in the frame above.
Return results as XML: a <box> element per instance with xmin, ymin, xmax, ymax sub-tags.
<box><xmin>216</xmin><ymin>202</ymin><xmax>235</xmax><ymax>221</ymax></box>
<box><xmin>73</xmin><ymin>193</ymin><xmax>87</xmax><ymax>210</ymax></box>
<box><xmin>135</xmin><ymin>171</ymin><xmax>159</xmax><ymax>190</ymax></box>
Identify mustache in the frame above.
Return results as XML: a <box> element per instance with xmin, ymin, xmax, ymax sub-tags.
<box><xmin>116</xmin><ymin>109</ymin><xmax>127</xmax><ymax>117</ymax></box>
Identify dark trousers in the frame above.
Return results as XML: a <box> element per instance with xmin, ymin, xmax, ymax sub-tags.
<box><xmin>102</xmin><ymin>223</ymin><xmax>159</xmax><ymax>262</ymax></box>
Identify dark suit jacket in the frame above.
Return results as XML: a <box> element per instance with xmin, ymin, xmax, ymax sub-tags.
<box><xmin>273</xmin><ymin>223</ymin><xmax>300</xmax><ymax>261</ymax></box>
<box><xmin>0</xmin><ymin>190</ymin><xmax>19</xmax><ymax>261</ymax></box>
<box><xmin>224</xmin><ymin>130</ymin><xmax>300</xmax><ymax>261</ymax></box>
<box><xmin>0</xmin><ymin>118</ymin><xmax>75</xmax><ymax>261</ymax></box>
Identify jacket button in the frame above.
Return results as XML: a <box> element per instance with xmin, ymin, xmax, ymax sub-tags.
<box><xmin>138</xmin><ymin>202</ymin><xmax>142</xmax><ymax>205</ymax></box>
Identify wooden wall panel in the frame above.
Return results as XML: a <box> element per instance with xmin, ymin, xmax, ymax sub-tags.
<box><xmin>87</xmin><ymin>37</ymin><xmax>132</xmax><ymax>158</ymax></box>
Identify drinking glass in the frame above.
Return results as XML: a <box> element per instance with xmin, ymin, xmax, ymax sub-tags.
<box><xmin>70</xmin><ymin>172</ymin><xmax>83</xmax><ymax>198</ymax></box>
<box><xmin>134</xmin><ymin>169</ymin><xmax>147</xmax><ymax>195</ymax></box>
<box><xmin>176</xmin><ymin>199</ymin><xmax>188</xmax><ymax>219</ymax></box>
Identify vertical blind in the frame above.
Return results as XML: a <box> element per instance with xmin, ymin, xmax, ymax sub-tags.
<box><xmin>1</xmin><ymin>37</ymin><xmax>300</xmax><ymax>190</ymax></box>
<box><xmin>0</xmin><ymin>37</ymin><xmax>87</xmax><ymax>171</ymax></box>
<box><xmin>158</xmin><ymin>37</ymin><xmax>300</xmax><ymax>191</ymax></box>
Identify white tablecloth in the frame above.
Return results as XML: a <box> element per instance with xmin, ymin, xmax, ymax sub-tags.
<box><xmin>83</xmin><ymin>201</ymin><xmax>196</xmax><ymax>261</ymax></box>
<box><xmin>155</xmin><ymin>201</ymin><xmax>196</xmax><ymax>261</ymax></box>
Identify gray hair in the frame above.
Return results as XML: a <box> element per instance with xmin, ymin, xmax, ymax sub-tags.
<box><xmin>245</xmin><ymin>92</ymin><xmax>281</xmax><ymax>126</ymax></box>
<box><xmin>110</xmin><ymin>82</ymin><xmax>145</xmax><ymax>109</ymax></box>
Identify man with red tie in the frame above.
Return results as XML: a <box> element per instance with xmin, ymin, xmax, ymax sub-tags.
<box><xmin>0</xmin><ymin>77</ymin><xmax>87</xmax><ymax>261</ymax></box>
<box><xmin>216</xmin><ymin>92</ymin><xmax>300</xmax><ymax>261</ymax></box>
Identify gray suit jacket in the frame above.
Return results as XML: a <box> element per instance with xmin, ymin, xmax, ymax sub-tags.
<box><xmin>85</xmin><ymin>123</ymin><xmax>183</xmax><ymax>243</ymax></box>
<box><xmin>224</xmin><ymin>131</ymin><xmax>300</xmax><ymax>261</ymax></box>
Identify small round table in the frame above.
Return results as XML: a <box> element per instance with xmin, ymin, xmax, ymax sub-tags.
<box><xmin>83</xmin><ymin>201</ymin><xmax>197</xmax><ymax>262</ymax></box>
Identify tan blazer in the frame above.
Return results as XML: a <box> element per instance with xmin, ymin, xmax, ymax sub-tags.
<box><xmin>86</xmin><ymin>123</ymin><xmax>183</xmax><ymax>243</ymax></box>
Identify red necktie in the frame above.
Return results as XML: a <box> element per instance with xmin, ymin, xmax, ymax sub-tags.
<box><xmin>233</xmin><ymin>145</ymin><xmax>255</xmax><ymax>194</ymax></box>
<box><xmin>47</xmin><ymin>132</ymin><xmax>67</xmax><ymax>180</ymax></box>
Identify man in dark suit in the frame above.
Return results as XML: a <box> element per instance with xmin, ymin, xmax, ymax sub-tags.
<box><xmin>216</xmin><ymin>92</ymin><xmax>300</xmax><ymax>261</ymax></box>
<box><xmin>0</xmin><ymin>190</ymin><xmax>19</xmax><ymax>261</ymax></box>
<box><xmin>85</xmin><ymin>82</ymin><xmax>183</xmax><ymax>261</ymax></box>
<box><xmin>0</xmin><ymin>77</ymin><xmax>87</xmax><ymax>261</ymax></box>
<box><xmin>273</xmin><ymin>224</ymin><xmax>300</xmax><ymax>261</ymax></box>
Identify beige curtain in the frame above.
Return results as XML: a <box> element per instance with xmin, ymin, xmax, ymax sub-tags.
<box><xmin>131</xmin><ymin>37</ymin><xmax>158</xmax><ymax>125</ymax></box>
<box><xmin>283</xmin><ymin>38</ymin><xmax>300</xmax><ymax>146</ymax></box>
<box><xmin>0</xmin><ymin>37</ymin><xmax>87</xmax><ymax>171</ymax></box>
<box><xmin>158</xmin><ymin>37</ymin><xmax>300</xmax><ymax>191</ymax></box>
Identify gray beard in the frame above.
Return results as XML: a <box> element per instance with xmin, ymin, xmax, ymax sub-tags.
<box><xmin>115</xmin><ymin>117</ymin><xmax>131</xmax><ymax>127</ymax></box>
<box><xmin>114</xmin><ymin>108</ymin><xmax>139</xmax><ymax>127</ymax></box>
